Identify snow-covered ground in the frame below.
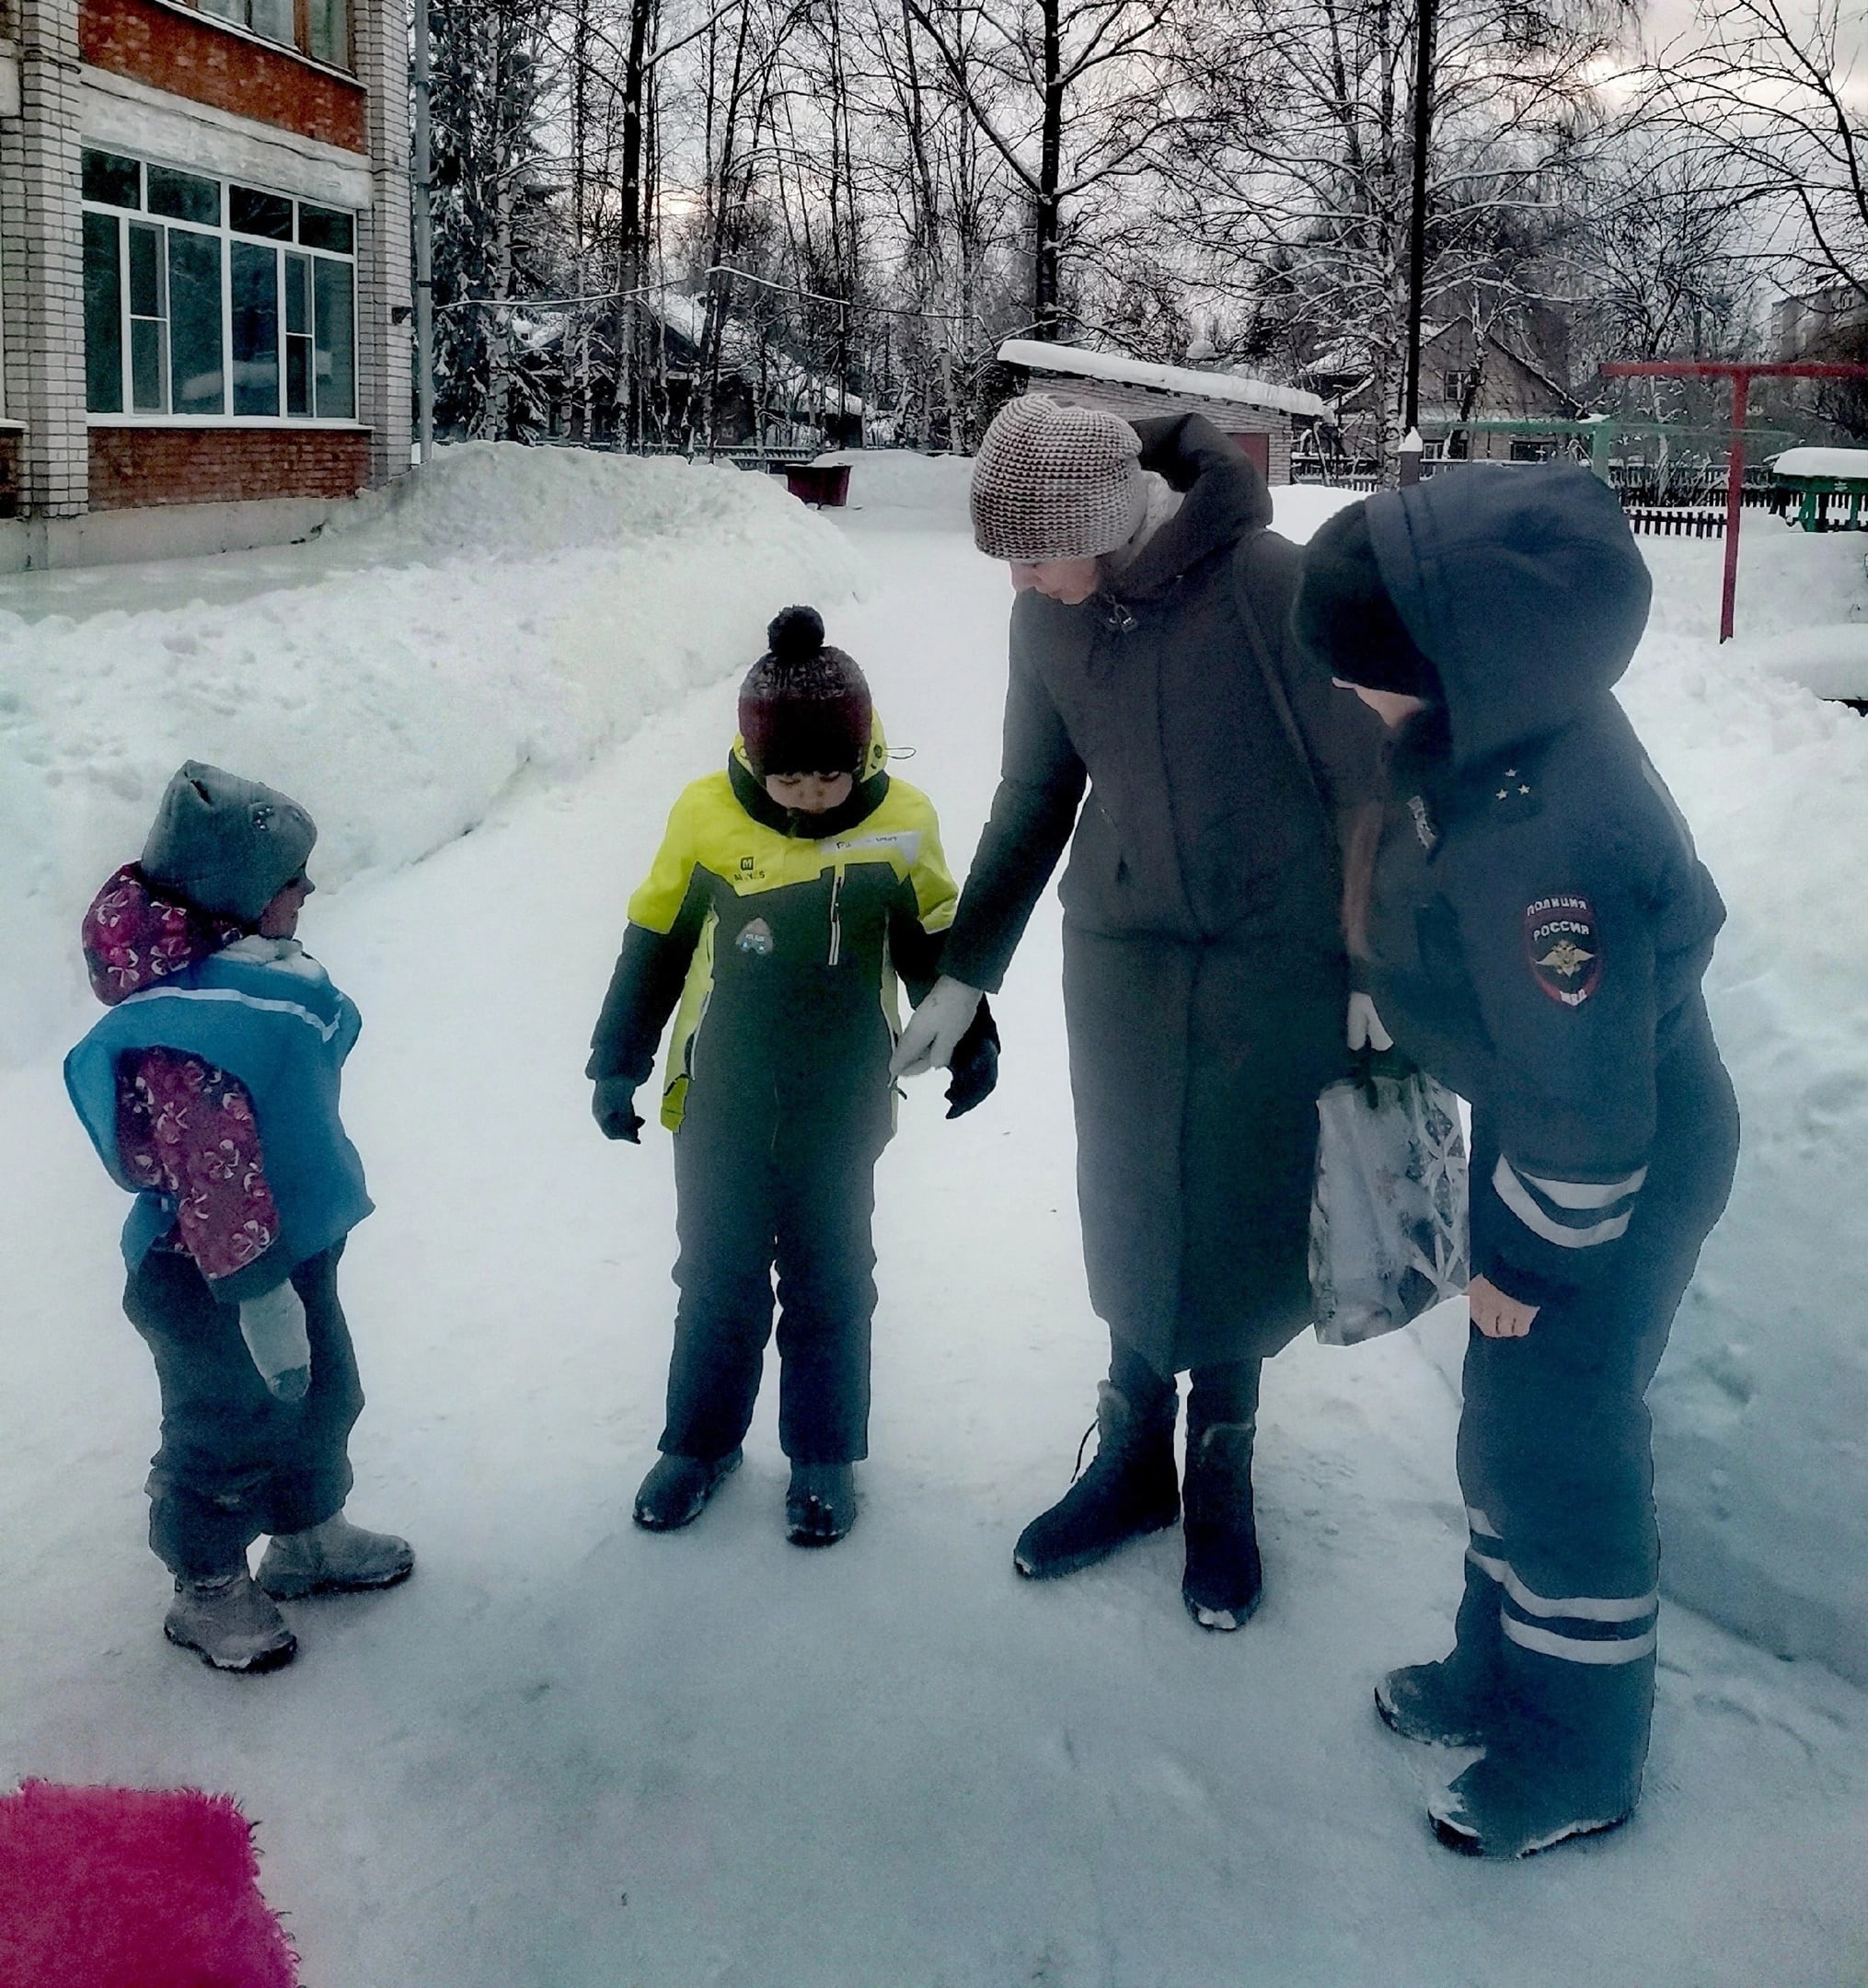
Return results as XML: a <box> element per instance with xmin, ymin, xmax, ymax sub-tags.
<box><xmin>1</xmin><ymin>452</ymin><xmax>1864</xmax><ymax>1984</ymax></box>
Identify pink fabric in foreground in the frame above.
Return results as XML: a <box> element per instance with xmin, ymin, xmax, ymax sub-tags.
<box><xmin>0</xmin><ymin>1781</ymin><xmax>297</xmax><ymax>1988</ymax></box>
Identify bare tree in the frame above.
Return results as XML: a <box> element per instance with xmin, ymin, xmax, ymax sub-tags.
<box><xmin>1647</xmin><ymin>0</ymin><xmax>1868</xmax><ymax>307</ymax></box>
<box><xmin>905</xmin><ymin>0</ymin><xmax>1182</xmax><ymax>339</ymax></box>
<box><xmin>1165</xmin><ymin>0</ymin><xmax>1627</xmax><ymax>468</ymax></box>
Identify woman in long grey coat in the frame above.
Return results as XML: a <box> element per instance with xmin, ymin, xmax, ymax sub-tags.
<box><xmin>894</xmin><ymin>396</ymin><xmax>1377</xmax><ymax>1627</ymax></box>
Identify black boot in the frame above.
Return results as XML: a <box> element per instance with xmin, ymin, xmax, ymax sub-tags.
<box><xmin>634</xmin><ymin>1448</ymin><xmax>744</xmax><ymax>1531</ymax></box>
<box><xmin>1013</xmin><ymin>1382</ymin><xmax>1179</xmax><ymax>1579</ymax></box>
<box><xmin>1376</xmin><ymin>1552</ymin><xmax>1505</xmax><ymax>1746</ymax></box>
<box><xmin>1429</xmin><ymin>1645</ymin><xmax>1655</xmax><ymax>1857</ymax></box>
<box><xmin>1181</xmin><ymin>1419</ymin><xmax>1263</xmax><ymax>1630</ymax></box>
<box><xmin>786</xmin><ymin>1462</ymin><xmax>858</xmax><ymax>1546</ymax></box>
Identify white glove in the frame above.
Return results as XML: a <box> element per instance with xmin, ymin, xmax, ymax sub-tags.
<box><xmin>891</xmin><ymin>975</ymin><xmax>984</xmax><ymax>1079</ymax></box>
<box><xmin>238</xmin><ymin>1281</ymin><xmax>312</xmax><ymax>1402</ymax></box>
<box><xmin>1346</xmin><ymin>991</ymin><xmax>1393</xmax><ymax>1053</ymax></box>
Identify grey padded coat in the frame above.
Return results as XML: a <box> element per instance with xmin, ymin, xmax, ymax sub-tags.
<box><xmin>943</xmin><ymin>413</ymin><xmax>1379</xmax><ymax>1372</ymax></box>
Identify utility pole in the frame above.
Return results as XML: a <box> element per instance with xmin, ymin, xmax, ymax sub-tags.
<box><xmin>413</xmin><ymin>0</ymin><xmax>435</xmax><ymax>465</ymax></box>
<box><xmin>1400</xmin><ymin>0</ymin><xmax>1436</xmax><ymax>484</ymax></box>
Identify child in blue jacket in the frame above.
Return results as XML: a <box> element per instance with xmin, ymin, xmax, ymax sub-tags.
<box><xmin>67</xmin><ymin>763</ymin><xmax>412</xmax><ymax>1672</ymax></box>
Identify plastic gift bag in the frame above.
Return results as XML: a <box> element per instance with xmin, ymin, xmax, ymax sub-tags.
<box><xmin>1309</xmin><ymin>1056</ymin><xmax>1470</xmax><ymax>1347</ymax></box>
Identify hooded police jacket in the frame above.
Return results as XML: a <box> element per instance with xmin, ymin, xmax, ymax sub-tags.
<box><xmin>1355</xmin><ymin>464</ymin><xmax>1727</xmax><ymax>1305</ymax></box>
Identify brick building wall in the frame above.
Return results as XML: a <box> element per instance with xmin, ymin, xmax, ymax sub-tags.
<box><xmin>2</xmin><ymin>0</ymin><xmax>88</xmax><ymax>518</ymax></box>
<box><xmin>352</xmin><ymin>0</ymin><xmax>410</xmax><ymax>484</ymax></box>
<box><xmin>2</xmin><ymin>0</ymin><xmax>404</xmax><ymax>538</ymax></box>
<box><xmin>88</xmin><ymin>425</ymin><xmax>370</xmax><ymax>507</ymax></box>
<box><xmin>80</xmin><ymin>0</ymin><xmax>366</xmax><ymax>151</ymax></box>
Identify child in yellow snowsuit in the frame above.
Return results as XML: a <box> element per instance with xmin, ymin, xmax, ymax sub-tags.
<box><xmin>587</xmin><ymin>607</ymin><xmax>997</xmax><ymax>1544</ymax></box>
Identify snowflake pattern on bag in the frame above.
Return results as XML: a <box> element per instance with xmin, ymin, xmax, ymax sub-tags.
<box><xmin>1309</xmin><ymin>1066</ymin><xmax>1470</xmax><ymax>1347</ymax></box>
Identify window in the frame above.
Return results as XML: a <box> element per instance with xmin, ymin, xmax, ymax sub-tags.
<box><xmin>194</xmin><ymin>0</ymin><xmax>349</xmax><ymax>67</ymax></box>
<box><xmin>81</xmin><ymin>150</ymin><xmax>357</xmax><ymax>423</ymax></box>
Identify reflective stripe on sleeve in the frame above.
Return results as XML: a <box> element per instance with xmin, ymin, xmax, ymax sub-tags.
<box><xmin>1518</xmin><ymin>1164</ymin><xmax>1647</xmax><ymax>1210</ymax></box>
<box><xmin>1492</xmin><ymin>1156</ymin><xmax>1639</xmax><ymax>1249</ymax></box>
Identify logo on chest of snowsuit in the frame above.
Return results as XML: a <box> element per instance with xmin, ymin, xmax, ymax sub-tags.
<box><xmin>1524</xmin><ymin>896</ymin><xmax>1601</xmax><ymax>1006</ymax></box>
<box><xmin>736</xmin><ymin>918</ymin><xmax>776</xmax><ymax>957</ymax></box>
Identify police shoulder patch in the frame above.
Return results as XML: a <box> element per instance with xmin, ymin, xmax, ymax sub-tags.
<box><xmin>1524</xmin><ymin>895</ymin><xmax>1601</xmax><ymax>1007</ymax></box>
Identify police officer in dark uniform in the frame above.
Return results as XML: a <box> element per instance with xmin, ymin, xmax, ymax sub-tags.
<box><xmin>1292</xmin><ymin>463</ymin><xmax>1740</xmax><ymax>1857</ymax></box>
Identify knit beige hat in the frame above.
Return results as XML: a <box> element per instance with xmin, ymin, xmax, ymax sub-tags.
<box><xmin>971</xmin><ymin>394</ymin><xmax>1149</xmax><ymax>561</ymax></box>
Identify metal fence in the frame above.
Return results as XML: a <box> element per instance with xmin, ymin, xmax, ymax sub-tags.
<box><xmin>1623</xmin><ymin>507</ymin><xmax>1727</xmax><ymax>539</ymax></box>
<box><xmin>1289</xmin><ymin>462</ymin><xmax>1379</xmax><ymax>490</ymax></box>
<box><xmin>539</xmin><ymin>435</ymin><xmax>824</xmax><ymax>470</ymax></box>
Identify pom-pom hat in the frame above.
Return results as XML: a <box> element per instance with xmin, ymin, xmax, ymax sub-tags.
<box><xmin>738</xmin><ymin>607</ymin><xmax>873</xmax><ymax>779</ymax></box>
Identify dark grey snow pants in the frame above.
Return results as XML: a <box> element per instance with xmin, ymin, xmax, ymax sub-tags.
<box><xmin>124</xmin><ymin>1242</ymin><xmax>363</xmax><ymax>1578</ymax></box>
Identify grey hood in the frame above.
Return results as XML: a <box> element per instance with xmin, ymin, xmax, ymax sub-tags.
<box><xmin>1364</xmin><ymin>463</ymin><xmax>1652</xmax><ymax>769</ymax></box>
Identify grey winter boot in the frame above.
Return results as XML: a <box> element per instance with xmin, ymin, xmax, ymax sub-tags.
<box><xmin>786</xmin><ymin>1462</ymin><xmax>858</xmax><ymax>1546</ymax></box>
<box><xmin>256</xmin><ymin>1512</ymin><xmax>414</xmax><ymax>1600</ymax></box>
<box><xmin>635</xmin><ymin>1449</ymin><xmax>744</xmax><ymax>1531</ymax></box>
<box><xmin>164</xmin><ymin>1567</ymin><xmax>297</xmax><ymax>1673</ymax></box>
<box><xmin>1013</xmin><ymin>1382</ymin><xmax>1180</xmax><ymax>1580</ymax></box>
<box><xmin>1428</xmin><ymin>1646</ymin><xmax>1655</xmax><ymax>1857</ymax></box>
<box><xmin>1376</xmin><ymin>1554</ymin><xmax>1505</xmax><ymax>1746</ymax></box>
<box><xmin>1181</xmin><ymin>1419</ymin><xmax>1263</xmax><ymax>1631</ymax></box>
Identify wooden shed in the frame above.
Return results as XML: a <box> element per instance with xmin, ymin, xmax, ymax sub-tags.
<box><xmin>997</xmin><ymin>341</ymin><xmax>1327</xmax><ymax>485</ymax></box>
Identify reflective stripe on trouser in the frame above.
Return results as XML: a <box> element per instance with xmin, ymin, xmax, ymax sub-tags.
<box><xmin>1466</xmin><ymin>1508</ymin><xmax>1658</xmax><ymax>1665</ymax></box>
<box><xmin>1453</xmin><ymin>1020</ymin><xmax>1736</xmax><ymax>1780</ymax></box>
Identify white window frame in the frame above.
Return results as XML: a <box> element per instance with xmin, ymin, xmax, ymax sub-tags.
<box><xmin>81</xmin><ymin>148</ymin><xmax>363</xmax><ymax>429</ymax></box>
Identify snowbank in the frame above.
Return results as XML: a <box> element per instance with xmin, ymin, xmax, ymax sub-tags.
<box><xmin>812</xmin><ymin>449</ymin><xmax>1362</xmax><ymax>538</ymax></box>
<box><xmin>1271</xmin><ymin>482</ymin><xmax>1366</xmax><ymax>542</ymax></box>
<box><xmin>1735</xmin><ymin>621</ymin><xmax>1868</xmax><ymax>703</ymax></box>
<box><xmin>813</xmin><ymin>448</ymin><xmax>974</xmax><ymax>529</ymax></box>
<box><xmin>0</xmin><ymin>443</ymin><xmax>858</xmax><ymax>1062</ymax></box>
<box><xmin>1610</xmin><ymin>531</ymin><xmax>1868</xmax><ymax>1684</ymax></box>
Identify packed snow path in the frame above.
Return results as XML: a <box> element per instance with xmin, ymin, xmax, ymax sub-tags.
<box><xmin>2</xmin><ymin>485</ymin><xmax>1865</xmax><ymax>1986</ymax></box>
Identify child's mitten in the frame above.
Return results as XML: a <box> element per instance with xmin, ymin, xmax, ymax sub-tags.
<box><xmin>944</xmin><ymin>1000</ymin><xmax>1001</xmax><ymax>1119</ymax></box>
<box><xmin>238</xmin><ymin>1281</ymin><xmax>312</xmax><ymax>1402</ymax></box>
<box><xmin>592</xmin><ymin>1077</ymin><xmax>644</xmax><ymax>1142</ymax></box>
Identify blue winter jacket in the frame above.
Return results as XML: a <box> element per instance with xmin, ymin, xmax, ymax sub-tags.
<box><xmin>1356</xmin><ymin>463</ymin><xmax>1727</xmax><ymax>1304</ymax></box>
<box><xmin>65</xmin><ymin>937</ymin><xmax>372</xmax><ymax>1291</ymax></box>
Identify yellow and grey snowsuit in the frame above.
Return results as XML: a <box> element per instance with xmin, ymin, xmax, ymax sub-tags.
<box><xmin>589</xmin><ymin>722</ymin><xmax>962</xmax><ymax>1464</ymax></box>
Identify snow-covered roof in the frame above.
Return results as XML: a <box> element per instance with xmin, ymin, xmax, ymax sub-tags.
<box><xmin>1770</xmin><ymin>446</ymin><xmax>1868</xmax><ymax>483</ymax></box>
<box><xmin>998</xmin><ymin>341</ymin><xmax>1327</xmax><ymax>421</ymax></box>
<box><xmin>654</xmin><ymin>291</ymin><xmax>867</xmax><ymax>413</ymax></box>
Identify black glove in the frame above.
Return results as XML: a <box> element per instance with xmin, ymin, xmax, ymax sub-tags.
<box><xmin>943</xmin><ymin>1000</ymin><xmax>1000</xmax><ymax>1119</ymax></box>
<box><xmin>592</xmin><ymin>1076</ymin><xmax>644</xmax><ymax>1142</ymax></box>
